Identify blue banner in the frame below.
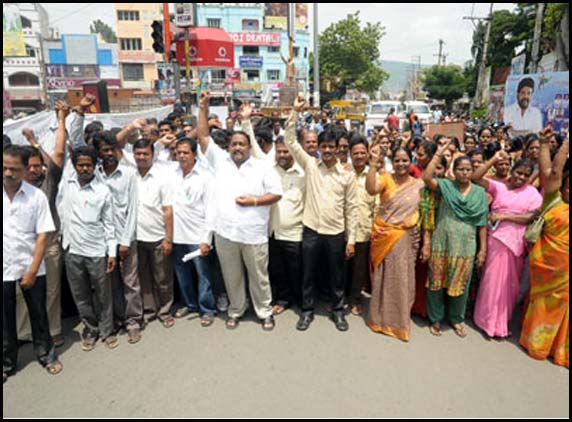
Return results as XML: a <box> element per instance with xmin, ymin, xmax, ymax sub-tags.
<box><xmin>239</xmin><ymin>56</ymin><xmax>263</xmax><ymax>68</ymax></box>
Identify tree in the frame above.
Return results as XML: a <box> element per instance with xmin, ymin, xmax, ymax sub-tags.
<box><xmin>422</xmin><ymin>65</ymin><xmax>467</xmax><ymax>109</ymax></box>
<box><xmin>90</xmin><ymin>19</ymin><xmax>117</xmax><ymax>44</ymax></box>
<box><xmin>319</xmin><ymin>12</ymin><xmax>388</xmax><ymax>101</ymax></box>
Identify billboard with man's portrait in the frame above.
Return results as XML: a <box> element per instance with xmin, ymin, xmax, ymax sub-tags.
<box><xmin>504</xmin><ymin>72</ymin><xmax>569</xmax><ymax>136</ymax></box>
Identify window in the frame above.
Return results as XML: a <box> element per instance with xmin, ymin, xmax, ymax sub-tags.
<box><xmin>293</xmin><ymin>47</ymin><xmax>300</xmax><ymax>57</ymax></box>
<box><xmin>117</xmin><ymin>10</ymin><xmax>140</xmax><ymax>21</ymax></box>
<box><xmin>122</xmin><ymin>63</ymin><xmax>144</xmax><ymax>81</ymax></box>
<box><xmin>243</xmin><ymin>46</ymin><xmax>259</xmax><ymax>56</ymax></box>
<box><xmin>21</xmin><ymin>16</ymin><xmax>32</xmax><ymax>29</ymax></box>
<box><xmin>267</xmin><ymin>70</ymin><xmax>280</xmax><ymax>81</ymax></box>
<box><xmin>8</xmin><ymin>72</ymin><xmax>40</xmax><ymax>87</ymax></box>
<box><xmin>120</xmin><ymin>38</ymin><xmax>142</xmax><ymax>51</ymax></box>
<box><xmin>207</xmin><ymin>18</ymin><xmax>221</xmax><ymax>28</ymax></box>
<box><xmin>268</xmin><ymin>46</ymin><xmax>280</xmax><ymax>53</ymax></box>
<box><xmin>245</xmin><ymin>70</ymin><xmax>260</xmax><ymax>81</ymax></box>
<box><xmin>211</xmin><ymin>69</ymin><xmax>226</xmax><ymax>82</ymax></box>
<box><xmin>242</xmin><ymin>19</ymin><xmax>259</xmax><ymax>31</ymax></box>
<box><xmin>25</xmin><ymin>45</ymin><xmax>36</xmax><ymax>58</ymax></box>
<box><xmin>304</xmin><ymin>47</ymin><xmax>308</xmax><ymax>59</ymax></box>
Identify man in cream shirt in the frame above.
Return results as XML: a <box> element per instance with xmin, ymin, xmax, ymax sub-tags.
<box><xmin>505</xmin><ymin>77</ymin><xmax>544</xmax><ymax>136</ymax></box>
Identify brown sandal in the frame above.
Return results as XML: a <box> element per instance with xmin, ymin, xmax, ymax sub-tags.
<box><xmin>46</xmin><ymin>361</ymin><xmax>63</xmax><ymax>376</ymax></box>
<box><xmin>453</xmin><ymin>324</ymin><xmax>468</xmax><ymax>339</ymax></box>
<box><xmin>162</xmin><ymin>317</ymin><xmax>175</xmax><ymax>329</ymax></box>
<box><xmin>226</xmin><ymin>317</ymin><xmax>239</xmax><ymax>330</ymax></box>
<box><xmin>430</xmin><ymin>323</ymin><xmax>443</xmax><ymax>337</ymax></box>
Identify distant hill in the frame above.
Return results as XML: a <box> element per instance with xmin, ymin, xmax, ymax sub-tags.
<box><xmin>379</xmin><ymin>60</ymin><xmax>431</xmax><ymax>96</ymax></box>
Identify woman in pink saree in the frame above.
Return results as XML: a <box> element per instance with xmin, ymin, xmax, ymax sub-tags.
<box><xmin>472</xmin><ymin>151</ymin><xmax>543</xmax><ymax>338</ymax></box>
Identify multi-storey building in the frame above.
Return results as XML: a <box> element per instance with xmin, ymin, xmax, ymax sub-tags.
<box><xmin>115</xmin><ymin>3</ymin><xmax>163</xmax><ymax>90</ymax></box>
<box><xmin>3</xmin><ymin>3</ymin><xmax>51</xmax><ymax>113</ymax></box>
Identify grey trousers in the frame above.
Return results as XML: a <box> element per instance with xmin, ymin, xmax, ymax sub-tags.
<box><xmin>64</xmin><ymin>252</ymin><xmax>114</xmax><ymax>339</ymax></box>
<box><xmin>111</xmin><ymin>242</ymin><xmax>143</xmax><ymax>330</ymax></box>
<box><xmin>137</xmin><ymin>240</ymin><xmax>174</xmax><ymax>322</ymax></box>
<box><xmin>215</xmin><ymin>234</ymin><xmax>273</xmax><ymax>320</ymax></box>
<box><xmin>16</xmin><ymin>234</ymin><xmax>63</xmax><ymax>340</ymax></box>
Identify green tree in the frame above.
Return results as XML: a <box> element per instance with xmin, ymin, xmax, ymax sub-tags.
<box><xmin>319</xmin><ymin>12</ymin><xmax>388</xmax><ymax>101</ymax></box>
<box><xmin>422</xmin><ymin>65</ymin><xmax>467</xmax><ymax>109</ymax></box>
<box><xmin>90</xmin><ymin>19</ymin><xmax>117</xmax><ymax>43</ymax></box>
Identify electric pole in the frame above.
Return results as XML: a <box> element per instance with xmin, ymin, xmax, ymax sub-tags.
<box><xmin>464</xmin><ymin>3</ymin><xmax>494</xmax><ymax>109</ymax></box>
<box><xmin>434</xmin><ymin>39</ymin><xmax>445</xmax><ymax>66</ymax></box>
<box><xmin>313</xmin><ymin>3</ymin><xmax>320</xmax><ymax>108</ymax></box>
<box><xmin>529</xmin><ymin>3</ymin><xmax>546</xmax><ymax>74</ymax></box>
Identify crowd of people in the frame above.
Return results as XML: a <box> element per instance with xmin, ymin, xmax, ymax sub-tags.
<box><xmin>3</xmin><ymin>92</ymin><xmax>569</xmax><ymax>384</ymax></box>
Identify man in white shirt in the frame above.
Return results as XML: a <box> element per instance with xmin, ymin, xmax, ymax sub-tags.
<box><xmin>198</xmin><ymin>91</ymin><xmax>283</xmax><ymax>331</ymax></box>
<box><xmin>133</xmin><ymin>139</ymin><xmax>176</xmax><ymax>329</ymax></box>
<box><xmin>3</xmin><ymin>146</ymin><xmax>62</xmax><ymax>382</ymax></box>
<box><xmin>93</xmin><ymin>131</ymin><xmax>142</xmax><ymax>345</ymax></box>
<box><xmin>505</xmin><ymin>77</ymin><xmax>544</xmax><ymax>136</ymax></box>
<box><xmin>58</xmin><ymin>146</ymin><xmax>118</xmax><ymax>352</ymax></box>
<box><xmin>171</xmin><ymin>138</ymin><xmax>217</xmax><ymax>327</ymax></box>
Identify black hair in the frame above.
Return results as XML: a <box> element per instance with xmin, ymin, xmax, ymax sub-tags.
<box><xmin>167</xmin><ymin>112</ymin><xmax>181</xmax><ymax>122</ymax></box>
<box><xmin>3</xmin><ymin>134</ymin><xmax>12</xmax><ymax>151</ymax></box>
<box><xmin>392</xmin><ymin>146</ymin><xmax>413</xmax><ymax>163</ymax></box>
<box><xmin>72</xmin><ymin>145</ymin><xmax>98</xmax><ymax>166</ymax></box>
<box><xmin>507</xmin><ymin>136</ymin><xmax>524</xmax><ymax>153</ymax></box>
<box><xmin>158</xmin><ymin>120</ymin><xmax>175</xmax><ymax>132</ymax></box>
<box><xmin>433</xmin><ymin>134</ymin><xmax>446</xmax><ymax>144</ymax></box>
<box><xmin>318</xmin><ymin>129</ymin><xmax>340</xmax><ymax>147</ymax></box>
<box><xmin>231</xmin><ymin>130</ymin><xmax>252</xmax><ymax>146</ymax></box>
<box><xmin>175</xmin><ymin>137</ymin><xmax>198</xmax><ymax>154</ymax></box>
<box><xmin>274</xmin><ymin>136</ymin><xmax>285</xmax><ymax>145</ymax></box>
<box><xmin>133</xmin><ymin>138</ymin><xmax>155</xmax><ymax>154</ymax></box>
<box><xmin>478</xmin><ymin>127</ymin><xmax>493</xmax><ymax>138</ymax></box>
<box><xmin>254</xmin><ymin>127</ymin><xmax>273</xmax><ymax>145</ymax></box>
<box><xmin>525</xmin><ymin>134</ymin><xmax>541</xmax><ymax>151</ymax></box>
<box><xmin>511</xmin><ymin>158</ymin><xmax>535</xmax><ymax>175</ymax></box>
<box><xmin>3</xmin><ymin>145</ymin><xmax>31</xmax><ymax>166</ymax></box>
<box><xmin>412</xmin><ymin>136</ymin><xmax>425</xmax><ymax>150</ymax></box>
<box><xmin>211</xmin><ymin>130</ymin><xmax>231</xmax><ymax>150</ymax></box>
<box><xmin>419</xmin><ymin>141</ymin><xmax>438</xmax><ymax>159</ymax></box>
<box><xmin>468</xmin><ymin>150</ymin><xmax>486</xmax><ymax>160</ymax></box>
<box><xmin>436</xmin><ymin>155</ymin><xmax>448</xmax><ymax>170</ymax></box>
<box><xmin>110</xmin><ymin>127</ymin><xmax>123</xmax><ymax>138</ymax></box>
<box><xmin>450</xmin><ymin>137</ymin><xmax>461</xmax><ymax>151</ymax></box>
<box><xmin>484</xmin><ymin>141</ymin><xmax>502</xmax><ymax>160</ymax></box>
<box><xmin>92</xmin><ymin>131</ymin><xmax>118</xmax><ymax>152</ymax></box>
<box><xmin>146</xmin><ymin>118</ymin><xmax>158</xmax><ymax>126</ymax></box>
<box><xmin>24</xmin><ymin>145</ymin><xmax>44</xmax><ymax>165</ymax></box>
<box><xmin>349</xmin><ymin>136</ymin><xmax>369</xmax><ymax>152</ymax></box>
<box><xmin>84</xmin><ymin>121</ymin><xmax>104</xmax><ymax>142</ymax></box>
<box><xmin>517</xmin><ymin>77</ymin><xmax>535</xmax><ymax>94</ymax></box>
<box><xmin>453</xmin><ymin>156</ymin><xmax>472</xmax><ymax>170</ymax></box>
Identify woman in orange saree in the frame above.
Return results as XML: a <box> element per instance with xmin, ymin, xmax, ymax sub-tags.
<box><xmin>520</xmin><ymin>132</ymin><xmax>569</xmax><ymax>368</ymax></box>
<box><xmin>366</xmin><ymin>146</ymin><xmax>424</xmax><ymax>342</ymax></box>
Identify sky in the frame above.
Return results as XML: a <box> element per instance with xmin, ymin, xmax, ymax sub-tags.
<box><xmin>41</xmin><ymin>3</ymin><xmax>516</xmax><ymax>66</ymax></box>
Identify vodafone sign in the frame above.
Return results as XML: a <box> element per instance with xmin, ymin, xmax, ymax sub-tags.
<box><xmin>176</xmin><ymin>27</ymin><xmax>235</xmax><ymax>68</ymax></box>
<box><xmin>228</xmin><ymin>32</ymin><xmax>282</xmax><ymax>47</ymax></box>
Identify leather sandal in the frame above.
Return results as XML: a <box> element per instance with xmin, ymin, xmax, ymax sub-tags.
<box><xmin>226</xmin><ymin>317</ymin><xmax>239</xmax><ymax>330</ymax></box>
<box><xmin>46</xmin><ymin>361</ymin><xmax>63</xmax><ymax>376</ymax></box>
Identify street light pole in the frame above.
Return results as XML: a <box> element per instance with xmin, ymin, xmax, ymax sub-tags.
<box><xmin>313</xmin><ymin>3</ymin><xmax>320</xmax><ymax>108</ymax></box>
<box><xmin>474</xmin><ymin>3</ymin><xmax>494</xmax><ymax>109</ymax></box>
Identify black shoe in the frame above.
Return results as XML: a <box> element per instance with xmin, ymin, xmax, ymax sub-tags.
<box><xmin>332</xmin><ymin>311</ymin><xmax>349</xmax><ymax>332</ymax></box>
<box><xmin>296</xmin><ymin>313</ymin><xmax>314</xmax><ymax>331</ymax></box>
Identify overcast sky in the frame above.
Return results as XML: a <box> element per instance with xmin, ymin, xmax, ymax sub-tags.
<box><xmin>41</xmin><ymin>3</ymin><xmax>515</xmax><ymax>66</ymax></box>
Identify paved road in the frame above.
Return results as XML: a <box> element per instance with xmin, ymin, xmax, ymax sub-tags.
<box><xmin>3</xmin><ymin>301</ymin><xmax>569</xmax><ymax>418</ymax></box>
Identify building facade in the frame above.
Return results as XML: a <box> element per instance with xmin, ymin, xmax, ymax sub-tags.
<box><xmin>196</xmin><ymin>3</ymin><xmax>311</xmax><ymax>100</ymax></box>
<box><xmin>115</xmin><ymin>3</ymin><xmax>163</xmax><ymax>90</ymax></box>
<box><xmin>42</xmin><ymin>34</ymin><xmax>120</xmax><ymax>105</ymax></box>
<box><xmin>3</xmin><ymin>3</ymin><xmax>51</xmax><ymax>113</ymax></box>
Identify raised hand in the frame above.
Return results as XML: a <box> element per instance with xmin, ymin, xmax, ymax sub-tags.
<box><xmin>200</xmin><ymin>90</ymin><xmax>210</xmax><ymax>110</ymax></box>
<box><xmin>294</xmin><ymin>95</ymin><xmax>306</xmax><ymax>113</ymax></box>
<box><xmin>79</xmin><ymin>94</ymin><xmax>96</xmax><ymax>109</ymax></box>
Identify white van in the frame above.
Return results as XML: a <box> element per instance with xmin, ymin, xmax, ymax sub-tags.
<box><xmin>404</xmin><ymin>101</ymin><xmax>433</xmax><ymax>126</ymax></box>
<box><xmin>365</xmin><ymin>101</ymin><xmax>404</xmax><ymax>136</ymax></box>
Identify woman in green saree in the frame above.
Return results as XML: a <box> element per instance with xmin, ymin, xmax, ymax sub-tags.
<box><xmin>422</xmin><ymin>140</ymin><xmax>489</xmax><ymax>338</ymax></box>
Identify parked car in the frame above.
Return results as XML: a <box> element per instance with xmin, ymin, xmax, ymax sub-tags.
<box><xmin>404</xmin><ymin>101</ymin><xmax>433</xmax><ymax>126</ymax></box>
<box><xmin>365</xmin><ymin>101</ymin><xmax>405</xmax><ymax>136</ymax></box>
